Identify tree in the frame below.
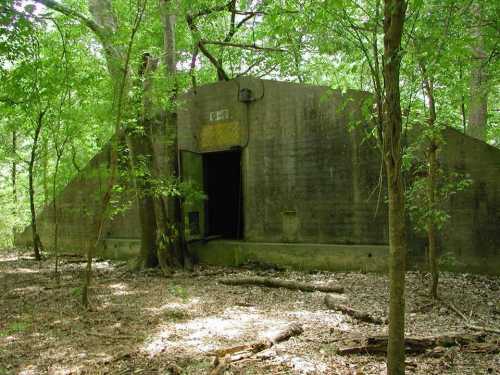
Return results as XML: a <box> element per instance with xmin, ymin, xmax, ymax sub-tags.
<box><xmin>402</xmin><ymin>1</ymin><xmax>471</xmax><ymax>299</ymax></box>
<box><xmin>466</xmin><ymin>1</ymin><xmax>489</xmax><ymax>141</ymax></box>
<box><xmin>1</xmin><ymin>25</ymin><xmax>51</xmax><ymax>261</ymax></box>
<box><xmin>382</xmin><ymin>0</ymin><xmax>407</xmax><ymax>373</ymax></box>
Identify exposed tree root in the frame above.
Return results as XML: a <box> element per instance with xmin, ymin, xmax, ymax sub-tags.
<box><xmin>324</xmin><ymin>294</ymin><xmax>386</xmax><ymax>324</ymax></box>
<box><xmin>208</xmin><ymin>323</ymin><xmax>303</xmax><ymax>374</ymax></box>
<box><xmin>218</xmin><ymin>276</ymin><xmax>344</xmax><ymax>293</ymax></box>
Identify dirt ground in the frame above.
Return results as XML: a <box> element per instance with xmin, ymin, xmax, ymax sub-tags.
<box><xmin>0</xmin><ymin>249</ymin><xmax>499</xmax><ymax>375</ymax></box>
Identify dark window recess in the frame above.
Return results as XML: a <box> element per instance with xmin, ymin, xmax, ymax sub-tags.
<box><xmin>203</xmin><ymin>150</ymin><xmax>243</xmax><ymax>239</ymax></box>
<box><xmin>188</xmin><ymin>211</ymin><xmax>200</xmax><ymax>235</ymax></box>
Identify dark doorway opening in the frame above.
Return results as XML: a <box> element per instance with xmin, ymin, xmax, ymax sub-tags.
<box><xmin>203</xmin><ymin>150</ymin><xmax>243</xmax><ymax>239</ymax></box>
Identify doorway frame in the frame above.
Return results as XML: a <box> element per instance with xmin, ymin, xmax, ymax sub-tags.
<box><xmin>202</xmin><ymin>148</ymin><xmax>244</xmax><ymax>240</ymax></box>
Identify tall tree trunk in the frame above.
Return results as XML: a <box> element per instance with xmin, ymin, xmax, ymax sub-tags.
<box><xmin>29</xmin><ymin>110</ymin><xmax>46</xmax><ymax>261</ymax></box>
<box><xmin>42</xmin><ymin>137</ymin><xmax>49</xmax><ymax>206</ymax></box>
<box><xmin>125</xmin><ymin>62</ymin><xmax>163</xmax><ymax>268</ymax></box>
<box><xmin>459</xmin><ymin>66</ymin><xmax>467</xmax><ymax>133</ymax></box>
<box><xmin>12</xmin><ymin>130</ymin><xmax>17</xmax><ymax>240</ymax></box>
<box><xmin>52</xmin><ymin>151</ymin><xmax>63</xmax><ymax>280</ymax></box>
<box><xmin>466</xmin><ymin>2</ymin><xmax>488</xmax><ymax>141</ymax></box>
<box><xmin>421</xmin><ymin>66</ymin><xmax>439</xmax><ymax>299</ymax></box>
<box><xmin>383</xmin><ymin>0</ymin><xmax>407</xmax><ymax>374</ymax></box>
<box><xmin>427</xmin><ymin>147</ymin><xmax>438</xmax><ymax>298</ymax></box>
<box><xmin>159</xmin><ymin>0</ymin><xmax>190</xmax><ymax>269</ymax></box>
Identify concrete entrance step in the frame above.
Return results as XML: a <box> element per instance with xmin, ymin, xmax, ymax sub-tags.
<box><xmin>190</xmin><ymin>240</ymin><xmax>389</xmax><ymax>272</ymax></box>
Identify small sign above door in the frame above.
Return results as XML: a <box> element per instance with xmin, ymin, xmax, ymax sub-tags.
<box><xmin>209</xmin><ymin>109</ymin><xmax>230</xmax><ymax>122</ymax></box>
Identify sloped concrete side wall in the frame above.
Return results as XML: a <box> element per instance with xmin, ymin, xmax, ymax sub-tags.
<box><xmin>16</xmin><ymin>146</ymin><xmax>113</xmax><ymax>254</ymax></box>
<box><xmin>439</xmin><ymin>128</ymin><xmax>500</xmax><ymax>273</ymax></box>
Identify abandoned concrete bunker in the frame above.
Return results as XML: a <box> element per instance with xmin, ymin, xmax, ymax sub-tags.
<box><xmin>16</xmin><ymin>78</ymin><xmax>500</xmax><ymax>274</ymax></box>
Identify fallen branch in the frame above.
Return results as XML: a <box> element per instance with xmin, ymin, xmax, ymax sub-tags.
<box><xmin>59</xmin><ymin>253</ymin><xmax>85</xmax><ymax>258</ymax></box>
<box><xmin>87</xmin><ymin>332</ymin><xmax>139</xmax><ymax>340</ymax></box>
<box><xmin>209</xmin><ymin>323</ymin><xmax>303</xmax><ymax>373</ymax></box>
<box><xmin>324</xmin><ymin>294</ymin><xmax>385</xmax><ymax>324</ymax></box>
<box><xmin>464</xmin><ymin>341</ymin><xmax>500</xmax><ymax>354</ymax></box>
<box><xmin>337</xmin><ymin>332</ymin><xmax>486</xmax><ymax>355</ymax></box>
<box><xmin>443</xmin><ymin>299</ymin><xmax>500</xmax><ymax>335</ymax></box>
<box><xmin>218</xmin><ymin>276</ymin><xmax>344</xmax><ymax>293</ymax></box>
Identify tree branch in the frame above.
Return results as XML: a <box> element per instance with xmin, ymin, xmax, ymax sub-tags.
<box><xmin>186</xmin><ymin>14</ymin><xmax>230</xmax><ymax>81</ymax></box>
<box><xmin>235</xmin><ymin>56</ymin><xmax>265</xmax><ymax>77</ymax></box>
<box><xmin>200</xmin><ymin>40</ymin><xmax>286</xmax><ymax>52</ymax></box>
<box><xmin>32</xmin><ymin>0</ymin><xmax>105</xmax><ymax>37</ymax></box>
<box><xmin>189</xmin><ymin>1</ymin><xmax>233</xmax><ymax>20</ymax></box>
<box><xmin>189</xmin><ymin>45</ymin><xmax>199</xmax><ymax>91</ymax></box>
<box><xmin>198</xmin><ymin>42</ymin><xmax>230</xmax><ymax>80</ymax></box>
<box><xmin>0</xmin><ymin>97</ymin><xmax>23</xmax><ymax>105</ymax></box>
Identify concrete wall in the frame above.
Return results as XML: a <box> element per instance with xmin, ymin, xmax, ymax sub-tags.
<box><xmin>191</xmin><ymin>240</ymin><xmax>389</xmax><ymax>272</ymax></box>
<box><xmin>177</xmin><ymin>78</ymin><xmax>388</xmax><ymax>245</ymax></box>
<box><xmin>432</xmin><ymin>128</ymin><xmax>499</xmax><ymax>273</ymax></box>
<box><xmin>242</xmin><ymin>82</ymin><xmax>387</xmax><ymax>245</ymax></box>
<box><xmin>17</xmin><ymin>78</ymin><xmax>500</xmax><ymax>274</ymax></box>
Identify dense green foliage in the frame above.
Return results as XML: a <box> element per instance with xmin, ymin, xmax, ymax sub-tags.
<box><xmin>0</xmin><ymin>0</ymin><xmax>498</xmax><ymax>248</ymax></box>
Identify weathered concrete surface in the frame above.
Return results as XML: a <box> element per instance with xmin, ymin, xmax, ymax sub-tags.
<box><xmin>15</xmin><ymin>145</ymin><xmax>114</xmax><ymax>254</ymax></box>
<box><xmin>16</xmin><ymin>78</ymin><xmax>500</xmax><ymax>274</ymax></box>
<box><xmin>177</xmin><ymin>78</ymin><xmax>387</xmax><ymax>245</ymax></box>
<box><xmin>191</xmin><ymin>240</ymin><xmax>389</xmax><ymax>272</ymax></box>
<box><xmin>427</xmin><ymin>128</ymin><xmax>500</xmax><ymax>274</ymax></box>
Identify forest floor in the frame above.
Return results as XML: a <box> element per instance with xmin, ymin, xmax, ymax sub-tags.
<box><xmin>0</xmin><ymin>248</ymin><xmax>499</xmax><ymax>375</ymax></box>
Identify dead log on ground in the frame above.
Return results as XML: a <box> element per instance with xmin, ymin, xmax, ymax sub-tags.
<box><xmin>209</xmin><ymin>323</ymin><xmax>303</xmax><ymax>374</ymax></box>
<box><xmin>337</xmin><ymin>332</ymin><xmax>486</xmax><ymax>355</ymax></box>
<box><xmin>218</xmin><ymin>276</ymin><xmax>344</xmax><ymax>293</ymax></box>
<box><xmin>443</xmin><ymin>299</ymin><xmax>500</xmax><ymax>335</ymax></box>
<box><xmin>324</xmin><ymin>294</ymin><xmax>385</xmax><ymax>324</ymax></box>
<box><xmin>463</xmin><ymin>341</ymin><xmax>500</xmax><ymax>354</ymax></box>
<box><xmin>63</xmin><ymin>259</ymin><xmax>88</xmax><ymax>264</ymax></box>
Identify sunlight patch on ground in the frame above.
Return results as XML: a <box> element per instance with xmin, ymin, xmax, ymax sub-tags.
<box><xmin>143</xmin><ymin>297</ymin><xmax>201</xmax><ymax>315</ymax></box>
<box><xmin>11</xmin><ymin>285</ymin><xmax>45</xmax><ymax>294</ymax></box>
<box><xmin>2</xmin><ymin>267</ymin><xmax>40</xmax><ymax>275</ymax></box>
<box><xmin>287</xmin><ymin>309</ymin><xmax>351</xmax><ymax>330</ymax></box>
<box><xmin>142</xmin><ymin>307</ymin><xmax>287</xmax><ymax>357</ymax></box>
<box><xmin>141</xmin><ymin>323</ymin><xmax>173</xmax><ymax>356</ymax></box>
<box><xmin>0</xmin><ymin>253</ymin><xmax>20</xmax><ymax>262</ymax></box>
<box><xmin>0</xmin><ymin>335</ymin><xmax>18</xmax><ymax>344</ymax></box>
<box><xmin>274</xmin><ymin>353</ymin><xmax>329</xmax><ymax>375</ymax></box>
<box><xmin>108</xmin><ymin>282</ymin><xmax>136</xmax><ymax>296</ymax></box>
<box><xmin>25</xmin><ymin>347</ymin><xmax>88</xmax><ymax>375</ymax></box>
<box><xmin>45</xmin><ymin>364</ymin><xmax>85</xmax><ymax>375</ymax></box>
<box><xmin>18</xmin><ymin>366</ymin><xmax>38</xmax><ymax>375</ymax></box>
<box><xmin>93</xmin><ymin>261</ymin><xmax>115</xmax><ymax>271</ymax></box>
